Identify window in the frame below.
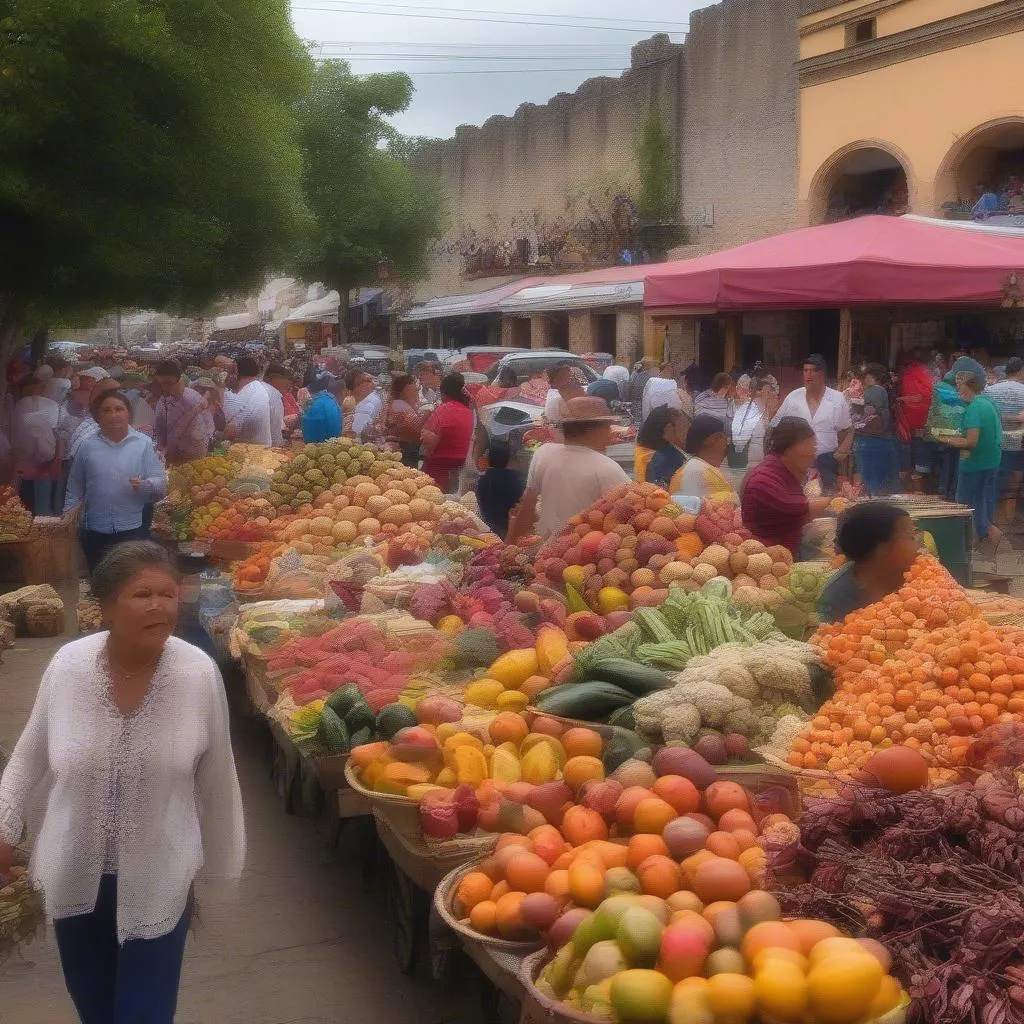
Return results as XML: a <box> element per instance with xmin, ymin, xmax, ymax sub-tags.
<box><xmin>846</xmin><ymin>17</ymin><xmax>877</xmax><ymax>45</ymax></box>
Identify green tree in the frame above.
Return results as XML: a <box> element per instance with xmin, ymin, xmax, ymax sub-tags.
<box><xmin>292</xmin><ymin>60</ymin><xmax>446</xmax><ymax>339</ymax></box>
<box><xmin>636</xmin><ymin>110</ymin><xmax>676</xmax><ymax>223</ymax></box>
<box><xmin>0</xmin><ymin>0</ymin><xmax>311</xmax><ymax>364</ymax></box>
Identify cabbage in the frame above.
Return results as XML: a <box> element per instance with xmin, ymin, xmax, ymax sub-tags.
<box><xmin>701</xmin><ymin>576</ymin><xmax>733</xmax><ymax>600</ymax></box>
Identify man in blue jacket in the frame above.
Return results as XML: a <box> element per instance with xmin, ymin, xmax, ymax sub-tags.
<box><xmin>300</xmin><ymin>372</ymin><xmax>342</xmax><ymax>443</ymax></box>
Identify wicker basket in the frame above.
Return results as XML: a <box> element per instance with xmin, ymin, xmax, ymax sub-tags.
<box><xmin>22</xmin><ymin>507</ymin><xmax>81</xmax><ymax>585</ymax></box>
<box><xmin>519</xmin><ymin>950</ymin><xmax>602</xmax><ymax>1024</ymax></box>
<box><xmin>373</xmin><ymin>809</ymin><xmax>495</xmax><ymax>891</ymax></box>
<box><xmin>0</xmin><ymin>851</ymin><xmax>45</xmax><ymax>964</ymax></box>
<box><xmin>434</xmin><ymin>862</ymin><xmax>544</xmax><ymax>954</ymax></box>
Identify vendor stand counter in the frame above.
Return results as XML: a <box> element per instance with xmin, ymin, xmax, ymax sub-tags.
<box><xmin>873</xmin><ymin>494</ymin><xmax>975</xmax><ymax>586</ymax></box>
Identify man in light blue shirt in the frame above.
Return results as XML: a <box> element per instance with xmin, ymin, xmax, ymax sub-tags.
<box><xmin>64</xmin><ymin>390</ymin><xmax>166</xmax><ymax>571</ymax></box>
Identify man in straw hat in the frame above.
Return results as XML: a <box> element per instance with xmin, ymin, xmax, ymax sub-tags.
<box><xmin>507</xmin><ymin>396</ymin><xmax>629</xmax><ymax>542</ymax></box>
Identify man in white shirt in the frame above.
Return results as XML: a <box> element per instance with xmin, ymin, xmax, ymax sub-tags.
<box><xmin>642</xmin><ymin>363</ymin><xmax>684</xmax><ymax>424</ymax></box>
<box><xmin>259</xmin><ymin>376</ymin><xmax>285</xmax><ymax>446</ymax></box>
<box><xmin>508</xmin><ymin>397</ymin><xmax>629</xmax><ymax>540</ymax></box>
<box><xmin>226</xmin><ymin>356</ymin><xmax>273</xmax><ymax>446</ymax></box>
<box><xmin>771</xmin><ymin>354</ymin><xmax>852</xmax><ymax>492</ymax></box>
<box><xmin>543</xmin><ymin>361</ymin><xmax>586</xmax><ymax>425</ymax></box>
<box><xmin>416</xmin><ymin>360</ymin><xmax>443</xmax><ymax>412</ymax></box>
<box><xmin>347</xmin><ymin>370</ymin><xmax>383</xmax><ymax>441</ymax></box>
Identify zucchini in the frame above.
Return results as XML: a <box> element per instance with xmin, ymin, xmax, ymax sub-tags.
<box><xmin>589</xmin><ymin>658</ymin><xmax>673</xmax><ymax>695</ymax></box>
<box><xmin>607</xmin><ymin>706</ymin><xmax>636</xmax><ymax>730</ymax></box>
<box><xmin>534</xmin><ymin>680</ymin><xmax>635</xmax><ymax>721</ymax></box>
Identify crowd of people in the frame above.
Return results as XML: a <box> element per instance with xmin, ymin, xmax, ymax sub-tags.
<box><xmin>0</xmin><ymin>349</ymin><xmax>485</xmax><ymax>553</ymax></box>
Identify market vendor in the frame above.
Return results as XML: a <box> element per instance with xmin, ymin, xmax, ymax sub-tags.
<box><xmin>741</xmin><ymin>417</ymin><xmax>831</xmax><ymax>556</ymax></box>
<box><xmin>507</xmin><ymin>397</ymin><xmax>629</xmax><ymax>541</ymax></box>
<box><xmin>635</xmin><ymin>405</ymin><xmax>687</xmax><ymax>489</ymax></box>
<box><xmin>818</xmin><ymin>503</ymin><xmax>919</xmax><ymax>623</ymax></box>
<box><xmin>678</xmin><ymin>414</ymin><xmax>736</xmax><ymax>500</ymax></box>
<box><xmin>543</xmin><ymin>361</ymin><xmax>587</xmax><ymax>425</ymax></box>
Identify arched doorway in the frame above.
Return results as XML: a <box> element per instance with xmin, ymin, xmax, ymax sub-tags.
<box><xmin>808</xmin><ymin>144</ymin><xmax>911</xmax><ymax>225</ymax></box>
<box><xmin>936</xmin><ymin>118</ymin><xmax>1024</xmax><ymax>220</ymax></box>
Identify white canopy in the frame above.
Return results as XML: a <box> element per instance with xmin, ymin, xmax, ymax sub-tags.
<box><xmin>212</xmin><ymin>311</ymin><xmax>258</xmax><ymax>332</ymax></box>
<box><xmin>497</xmin><ymin>280</ymin><xmax>643</xmax><ymax>313</ymax></box>
<box><xmin>285</xmin><ymin>290</ymin><xmax>341</xmax><ymax>324</ymax></box>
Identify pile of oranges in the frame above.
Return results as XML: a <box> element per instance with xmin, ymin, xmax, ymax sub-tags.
<box><xmin>790</xmin><ymin>556</ymin><xmax>1024</xmax><ymax>776</ymax></box>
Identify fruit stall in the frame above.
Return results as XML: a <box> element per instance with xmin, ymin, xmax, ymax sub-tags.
<box><xmin>11</xmin><ymin>435</ymin><xmax>1021</xmax><ymax>1023</ymax></box>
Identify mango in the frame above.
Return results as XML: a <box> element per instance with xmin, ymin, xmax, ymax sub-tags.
<box><xmin>465</xmin><ymin>678</ymin><xmax>504</xmax><ymax>708</ymax></box>
<box><xmin>487</xmin><ymin>648</ymin><xmax>540</xmax><ymax>689</ymax></box>
<box><xmin>450</xmin><ymin>745</ymin><xmax>488</xmax><ymax>786</ymax></box>
<box><xmin>490</xmin><ymin>747</ymin><xmax>522</xmax><ymax>785</ymax></box>
<box><xmin>521</xmin><ymin>742</ymin><xmax>561</xmax><ymax>785</ymax></box>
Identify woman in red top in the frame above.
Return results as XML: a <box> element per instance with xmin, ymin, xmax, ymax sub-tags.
<box><xmin>421</xmin><ymin>373</ymin><xmax>475</xmax><ymax>493</ymax></box>
<box><xmin>741</xmin><ymin>417</ymin><xmax>831</xmax><ymax>556</ymax></box>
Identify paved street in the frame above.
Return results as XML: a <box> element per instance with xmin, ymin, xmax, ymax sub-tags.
<box><xmin>0</xmin><ymin>636</ymin><xmax>479</xmax><ymax>1024</ymax></box>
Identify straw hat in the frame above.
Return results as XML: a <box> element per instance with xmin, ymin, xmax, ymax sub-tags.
<box><xmin>562</xmin><ymin>396</ymin><xmax>618</xmax><ymax>424</ymax></box>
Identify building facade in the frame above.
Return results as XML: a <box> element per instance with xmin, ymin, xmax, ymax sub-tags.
<box><xmin>798</xmin><ymin>0</ymin><xmax>1024</xmax><ymax>224</ymax></box>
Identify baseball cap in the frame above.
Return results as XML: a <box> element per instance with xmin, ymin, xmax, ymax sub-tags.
<box><xmin>804</xmin><ymin>354</ymin><xmax>827</xmax><ymax>373</ymax></box>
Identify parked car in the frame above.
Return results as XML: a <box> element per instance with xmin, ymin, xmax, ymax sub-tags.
<box><xmin>446</xmin><ymin>346</ymin><xmax>513</xmax><ymax>375</ymax></box>
<box><xmin>485</xmin><ymin>350</ymin><xmax>599</xmax><ymax>386</ymax></box>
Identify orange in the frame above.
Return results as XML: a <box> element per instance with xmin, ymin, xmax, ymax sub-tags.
<box><xmin>633</xmin><ymin>797</ymin><xmax>676</xmax><ymax>835</ymax></box>
<box><xmin>469</xmin><ymin>899</ymin><xmax>498</xmax><ymax>934</ymax></box>
<box><xmin>786</xmin><ymin>918</ymin><xmax>842</xmax><ymax>956</ymax></box>
<box><xmin>504</xmin><ymin>852</ymin><xmax>550</xmax><ymax>894</ymax></box>
<box><xmin>636</xmin><ymin>854</ymin><xmax>682</xmax><ymax>899</ymax></box>
<box><xmin>652</xmin><ymin>775</ymin><xmax>701</xmax><ymax>815</ymax></box>
<box><xmin>454</xmin><ymin>871</ymin><xmax>494</xmax><ymax>916</ymax></box>
<box><xmin>626</xmin><ymin>833</ymin><xmax>670</xmax><ymax>871</ymax></box>
<box><xmin>494</xmin><ymin>891</ymin><xmax>530</xmax><ymax>939</ymax></box>
<box><xmin>741</xmin><ymin>921</ymin><xmax>803</xmax><ymax>963</ymax></box>
<box><xmin>561</xmin><ymin>727</ymin><xmax>603</xmax><ymax>759</ymax></box>
<box><xmin>705</xmin><ymin>831</ymin><xmax>741</xmax><ymax>860</ymax></box>
<box><xmin>544</xmin><ymin>869</ymin><xmax>571</xmax><ymax>901</ymax></box>
<box><xmin>561</xmin><ymin>805</ymin><xmax>609</xmax><ymax>846</ymax></box>
<box><xmin>567</xmin><ymin>858</ymin><xmax>606</xmax><ymax>908</ymax></box>
<box><xmin>489</xmin><ymin>712</ymin><xmax>529</xmax><ymax>748</ymax></box>
<box><xmin>562</xmin><ymin>755</ymin><xmax>605</xmax><ymax>792</ymax></box>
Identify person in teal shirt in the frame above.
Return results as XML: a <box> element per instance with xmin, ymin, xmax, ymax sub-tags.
<box><xmin>949</xmin><ymin>369</ymin><xmax>1004</xmax><ymax>554</ymax></box>
<box><xmin>300</xmin><ymin>372</ymin><xmax>342</xmax><ymax>443</ymax></box>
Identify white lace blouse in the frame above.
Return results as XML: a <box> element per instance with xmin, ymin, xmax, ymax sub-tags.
<box><xmin>0</xmin><ymin>633</ymin><xmax>245</xmax><ymax>942</ymax></box>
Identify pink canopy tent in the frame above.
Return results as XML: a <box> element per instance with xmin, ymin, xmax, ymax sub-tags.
<box><xmin>643</xmin><ymin>216</ymin><xmax>1024</xmax><ymax>311</ymax></box>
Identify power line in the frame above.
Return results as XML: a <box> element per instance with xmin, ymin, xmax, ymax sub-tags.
<box><xmin>295</xmin><ymin>3</ymin><xmax>687</xmax><ymax>32</ymax></box>
<box><xmin>296</xmin><ymin>0</ymin><xmax>689</xmax><ymax>27</ymax></box>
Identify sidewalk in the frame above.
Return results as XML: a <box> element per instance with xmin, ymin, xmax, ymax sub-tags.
<box><xmin>0</xmin><ymin>637</ymin><xmax>479</xmax><ymax>1024</ymax></box>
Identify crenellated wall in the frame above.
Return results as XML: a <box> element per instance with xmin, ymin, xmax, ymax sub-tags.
<box><xmin>411</xmin><ymin>0</ymin><xmax>802</xmax><ymax>301</ymax></box>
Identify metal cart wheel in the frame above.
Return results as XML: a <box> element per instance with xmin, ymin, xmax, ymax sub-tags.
<box><xmin>385</xmin><ymin>860</ymin><xmax>420</xmax><ymax>975</ymax></box>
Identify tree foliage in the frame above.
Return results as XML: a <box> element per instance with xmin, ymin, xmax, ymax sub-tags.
<box><xmin>636</xmin><ymin>109</ymin><xmax>676</xmax><ymax>223</ymax></box>
<box><xmin>0</xmin><ymin>0</ymin><xmax>312</xmax><ymax>353</ymax></box>
<box><xmin>292</xmin><ymin>60</ymin><xmax>446</xmax><ymax>321</ymax></box>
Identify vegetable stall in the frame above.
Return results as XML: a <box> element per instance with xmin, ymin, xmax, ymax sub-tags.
<box><xmin>14</xmin><ymin>434</ymin><xmax>1018</xmax><ymax>1023</ymax></box>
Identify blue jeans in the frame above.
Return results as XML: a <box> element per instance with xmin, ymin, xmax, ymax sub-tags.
<box><xmin>854</xmin><ymin>435</ymin><xmax>897</xmax><ymax>496</ymax></box>
<box><xmin>54</xmin><ymin>875</ymin><xmax>191</xmax><ymax>1024</ymax></box>
<box><xmin>815</xmin><ymin>452</ymin><xmax>841</xmax><ymax>493</ymax></box>
<box><xmin>956</xmin><ymin>468</ymin><xmax>998</xmax><ymax>542</ymax></box>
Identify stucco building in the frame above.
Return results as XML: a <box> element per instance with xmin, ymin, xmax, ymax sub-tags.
<box><xmin>401</xmin><ymin>0</ymin><xmax>1024</xmax><ymax>366</ymax></box>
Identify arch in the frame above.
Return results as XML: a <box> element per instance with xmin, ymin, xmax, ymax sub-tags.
<box><xmin>807</xmin><ymin>139</ymin><xmax>915</xmax><ymax>226</ymax></box>
<box><xmin>935</xmin><ymin>117</ymin><xmax>1024</xmax><ymax>217</ymax></box>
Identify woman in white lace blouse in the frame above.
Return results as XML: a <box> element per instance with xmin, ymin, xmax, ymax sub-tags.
<box><xmin>0</xmin><ymin>541</ymin><xmax>245</xmax><ymax>1022</ymax></box>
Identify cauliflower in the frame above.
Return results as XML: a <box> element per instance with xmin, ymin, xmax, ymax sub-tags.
<box><xmin>744</xmin><ymin>652</ymin><xmax>812</xmax><ymax>704</ymax></box>
<box><xmin>668</xmin><ymin>679</ymin><xmax>752</xmax><ymax>729</ymax></box>
<box><xmin>662</xmin><ymin>704</ymin><xmax>702</xmax><ymax>743</ymax></box>
<box><xmin>723</xmin><ymin>707</ymin><xmax>759</xmax><ymax>738</ymax></box>
<box><xmin>715</xmin><ymin>664</ymin><xmax>759</xmax><ymax>702</ymax></box>
<box><xmin>755</xmin><ymin>713</ymin><xmax>810</xmax><ymax>758</ymax></box>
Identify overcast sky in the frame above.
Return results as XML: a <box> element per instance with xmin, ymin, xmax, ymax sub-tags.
<box><xmin>289</xmin><ymin>0</ymin><xmax>706</xmax><ymax>140</ymax></box>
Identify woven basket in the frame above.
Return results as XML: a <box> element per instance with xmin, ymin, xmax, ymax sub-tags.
<box><xmin>373</xmin><ymin>809</ymin><xmax>495</xmax><ymax>891</ymax></box>
<box><xmin>519</xmin><ymin>950</ymin><xmax>602</xmax><ymax>1024</ymax></box>
<box><xmin>22</xmin><ymin>507</ymin><xmax>81</xmax><ymax>585</ymax></box>
<box><xmin>0</xmin><ymin>852</ymin><xmax>45</xmax><ymax>964</ymax></box>
<box><xmin>344</xmin><ymin>761</ymin><xmax>421</xmax><ymax>835</ymax></box>
<box><xmin>434</xmin><ymin>862</ymin><xmax>544</xmax><ymax>954</ymax></box>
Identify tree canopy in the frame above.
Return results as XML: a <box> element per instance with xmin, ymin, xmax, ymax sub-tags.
<box><xmin>291</xmin><ymin>60</ymin><xmax>446</xmax><ymax>328</ymax></box>
<box><xmin>0</xmin><ymin>0</ymin><xmax>312</xmax><ymax>353</ymax></box>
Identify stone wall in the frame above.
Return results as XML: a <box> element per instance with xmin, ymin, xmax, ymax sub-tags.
<box><xmin>412</xmin><ymin>0</ymin><xmax>802</xmax><ymax>301</ymax></box>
